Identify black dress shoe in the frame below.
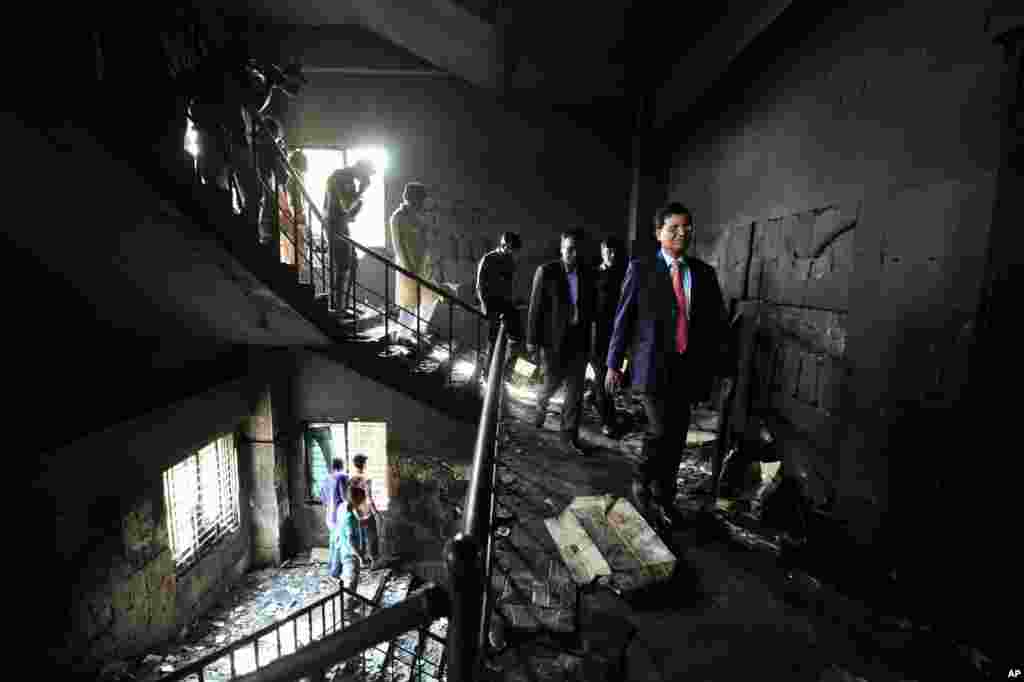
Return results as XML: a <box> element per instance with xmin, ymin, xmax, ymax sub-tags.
<box><xmin>532</xmin><ymin>410</ymin><xmax>546</xmax><ymax>428</ymax></box>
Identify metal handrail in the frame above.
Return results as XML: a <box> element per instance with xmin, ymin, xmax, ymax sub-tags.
<box><xmin>264</xmin><ymin>138</ymin><xmax>485</xmax><ymax>317</ymax></box>
<box><xmin>234</xmin><ymin>584</ymin><xmax>448</xmax><ymax>682</ymax></box>
<box><xmin>445</xmin><ymin>320</ymin><xmax>508</xmax><ymax>682</ymax></box>
<box><xmin>159</xmin><ymin>582</ymin><xmax>367</xmax><ymax>682</ymax></box>
<box><xmin>254</xmin><ymin>132</ymin><xmax>492</xmax><ymax>386</ymax></box>
<box><xmin>159</xmin><ymin>578</ymin><xmax>448</xmax><ymax>682</ymax></box>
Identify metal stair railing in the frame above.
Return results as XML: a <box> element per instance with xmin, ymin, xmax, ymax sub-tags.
<box><xmin>256</xmin><ymin>133</ymin><xmax>491</xmax><ymax>387</ymax></box>
<box><xmin>158</xmin><ymin>578</ymin><xmax>448</xmax><ymax>682</ymax></box>
<box><xmin>444</xmin><ymin>321</ymin><xmax>508</xmax><ymax>681</ymax></box>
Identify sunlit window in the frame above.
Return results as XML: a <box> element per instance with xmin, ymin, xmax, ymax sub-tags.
<box><xmin>163</xmin><ymin>434</ymin><xmax>240</xmax><ymax>574</ymax></box>
<box><xmin>299</xmin><ymin>146</ymin><xmax>390</xmax><ymax>253</ymax></box>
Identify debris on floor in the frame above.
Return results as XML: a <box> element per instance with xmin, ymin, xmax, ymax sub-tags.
<box><xmin>545</xmin><ymin>494</ymin><xmax>676</xmax><ymax>594</ymax></box>
<box><xmin>112</xmin><ymin>555</ymin><xmax>342</xmax><ymax>682</ymax></box>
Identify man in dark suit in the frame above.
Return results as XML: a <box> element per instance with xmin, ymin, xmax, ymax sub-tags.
<box><xmin>590</xmin><ymin>236</ymin><xmax>628</xmax><ymax>437</ymax></box>
<box><xmin>606</xmin><ymin>202</ymin><xmax>731</xmax><ymax>529</ymax></box>
<box><xmin>527</xmin><ymin>229</ymin><xmax>592</xmax><ymax>456</ymax></box>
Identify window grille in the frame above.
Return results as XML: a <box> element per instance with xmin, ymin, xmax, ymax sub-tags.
<box><xmin>163</xmin><ymin>434</ymin><xmax>241</xmax><ymax>573</ymax></box>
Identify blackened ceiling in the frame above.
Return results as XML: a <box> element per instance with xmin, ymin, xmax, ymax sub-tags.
<box><xmin>206</xmin><ymin>0</ymin><xmax>788</xmax><ymax>162</ymax></box>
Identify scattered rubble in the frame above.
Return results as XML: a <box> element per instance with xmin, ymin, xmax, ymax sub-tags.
<box><xmin>102</xmin><ymin>555</ymin><xmax>343</xmax><ymax>682</ymax></box>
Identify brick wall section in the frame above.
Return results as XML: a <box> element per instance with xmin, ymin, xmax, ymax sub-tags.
<box><xmin>59</xmin><ymin>377</ymin><xmax>266</xmax><ymax>672</ymax></box>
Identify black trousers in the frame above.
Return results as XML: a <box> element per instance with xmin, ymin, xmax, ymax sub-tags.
<box><xmin>331</xmin><ymin>238</ymin><xmax>355</xmax><ymax>312</ymax></box>
<box><xmin>590</xmin><ymin>361</ymin><xmax>614</xmax><ymax>427</ymax></box>
<box><xmin>536</xmin><ymin>326</ymin><xmax>588</xmax><ymax>439</ymax></box>
<box><xmin>637</xmin><ymin>352</ymin><xmax>694</xmax><ymax>506</ymax></box>
<box><xmin>485</xmin><ymin>298</ymin><xmax>524</xmax><ymax>345</ymax></box>
<box><xmin>482</xmin><ymin>299</ymin><xmax>524</xmax><ymax>377</ymax></box>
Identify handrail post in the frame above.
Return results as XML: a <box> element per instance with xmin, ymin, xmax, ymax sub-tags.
<box><xmin>445</xmin><ymin>533</ymin><xmax>483</xmax><ymax>682</ymax></box>
<box><xmin>446</xmin><ymin>322</ymin><xmax>507</xmax><ymax>681</ymax></box>
<box><xmin>385</xmin><ymin>262</ymin><xmax>391</xmax><ymax>341</ymax></box>
<box><xmin>273</xmin><ymin>170</ymin><xmax>281</xmax><ymax>259</ymax></box>
<box><xmin>329</xmin><ymin>232</ymin><xmax>336</xmax><ymax>312</ymax></box>
<box><xmin>449</xmin><ymin>300</ymin><xmax>454</xmax><ymax>387</ymax></box>
<box><xmin>476</xmin><ymin>316</ymin><xmax>482</xmax><ymax>385</ymax></box>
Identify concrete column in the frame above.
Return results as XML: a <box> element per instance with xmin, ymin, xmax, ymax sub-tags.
<box><xmin>245</xmin><ymin>385</ymin><xmax>283</xmax><ymax>567</ymax></box>
<box><xmin>627</xmin><ymin>93</ymin><xmax>666</xmax><ymax>258</ymax></box>
<box><xmin>973</xmin><ymin>10</ymin><xmax>1023</xmax><ymax>383</ymax></box>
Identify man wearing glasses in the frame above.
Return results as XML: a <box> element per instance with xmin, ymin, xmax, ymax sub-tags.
<box><xmin>605</xmin><ymin>202</ymin><xmax>731</xmax><ymax>531</ymax></box>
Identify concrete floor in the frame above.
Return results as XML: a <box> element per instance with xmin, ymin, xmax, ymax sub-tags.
<box><xmin>120</xmin><ymin>376</ymin><xmax>986</xmax><ymax>682</ymax></box>
<box><xmin>484</xmin><ymin>383</ymin><xmax>983</xmax><ymax>682</ymax></box>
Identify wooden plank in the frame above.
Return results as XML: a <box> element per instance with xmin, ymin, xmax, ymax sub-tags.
<box><xmin>543</xmin><ymin>512</ymin><xmax>611</xmax><ymax>586</ymax></box>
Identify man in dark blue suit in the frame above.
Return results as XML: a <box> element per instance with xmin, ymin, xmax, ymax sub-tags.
<box><xmin>605</xmin><ymin>202</ymin><xmax>731</xmax><ymax>529</ymax></box>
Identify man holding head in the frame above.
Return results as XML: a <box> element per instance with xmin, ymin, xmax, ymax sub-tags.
<box><xmin>605</xmin><ymin>202</ymin><xmax>730</xmax><ymax>530</ymax></box>
<box><xmin>325</xmin><ymin>160</ymin><xmax>375</xmax><ymax>318</ymax></box>
<box><xmin>527</xmin><ymin>229</ymin><xmax>593</xmax><ymax>457</ymax></box>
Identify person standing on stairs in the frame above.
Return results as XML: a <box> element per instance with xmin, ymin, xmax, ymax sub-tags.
<box><xmin>253</xmin><ymin>115</ymin><xmax>287</xmax><ymax>248</ymax></box>
<box><xmin>390</xmin><ymin>182</ymin><xmax>447</xmax><ymax>344</ymax></box>
<box><xmin>605</xmin><ymin>202</ymin><xmax>732</xmax><ymax>532</ymax></box>
<box><xmin>476</xmin><ymin>231</ymin><xmax>526</xmax><ymax>375</ymax></box>
<box><xmin>321</xmin><ymin>456</ymin><xmax>349</xmax><ymax>580</ymax></box>
<box><xmin>349</xmin><ymin>453</ymin><xmax>380</xmax><ymax>568</ymax></box>
<box><xmin>284</xmin><ymin>150</ymin><xmax>309</xmax><ymax>281</ymax></box>
<box><xmin>333</xmin><ymin>484</ymin><xmax>367</xmax><ymax>618</ymax></box>
<box><xmin>325</xmin><ymin>161</ymin><xmax>374</xmax><ymax>320</ymax></box>
<box><xmin>590</xmin><ymin>235</ymin><xmax>628</xmax><ymax>438</ymax></box>
<box><xmin>527</xmin><ymin>229</ymin><xmax>594</xmax><ymax>458</ymax></box>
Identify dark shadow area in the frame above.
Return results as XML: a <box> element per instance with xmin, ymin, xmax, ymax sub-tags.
<box><xmin>618</xmin><ymin>554</ymin><xmax>703</xmax><ymax>613</ymax></box>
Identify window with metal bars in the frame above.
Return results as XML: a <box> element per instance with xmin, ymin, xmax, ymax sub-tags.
<box><xmin>163</xmin><ymin>434</ymin><xmax>241</xmax><ymax>574</ymax></box>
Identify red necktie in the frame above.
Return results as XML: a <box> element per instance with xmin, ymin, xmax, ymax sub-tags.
<box><xmin>670</xmin><ymin>261</ymin><xmax>688</xmax><ymax>353</ymax></box>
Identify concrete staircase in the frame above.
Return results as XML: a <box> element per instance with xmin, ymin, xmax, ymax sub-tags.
<box><xmin>124</xmin><ymin>138</ymin><xmax>488</xmax><ymax>425</ymax></box>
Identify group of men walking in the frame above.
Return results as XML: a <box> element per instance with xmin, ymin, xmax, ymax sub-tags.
<box><xmin>476</xmin><ymin>201</ymin><xmax>732</xmax><ymax>531</ymax></box>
